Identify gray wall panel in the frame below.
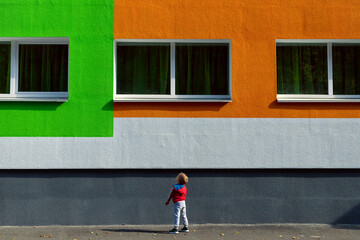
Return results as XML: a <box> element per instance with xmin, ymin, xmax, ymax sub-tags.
<box><xmin>0</xmin><ymin>170</ymin><xmax>360</xmax><ymax>225</ymax></box>
<box><xmin>1</xmin><ymin>118</ymin><xmax>360</xmax><ymax>168</ymax></box>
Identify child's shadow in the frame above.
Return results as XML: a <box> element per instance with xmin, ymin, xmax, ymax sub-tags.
<box><xmin>102</xmin><ymin>228</ymin><xmax>168</xmax><ymax>234</ymax></box>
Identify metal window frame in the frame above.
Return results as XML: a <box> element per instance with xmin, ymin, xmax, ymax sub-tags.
<box><xmin>0</xmin><ymin>38</ymin><xmax>69</xmax><ymax>102</ymax></box>
<box><xmin>113</xmin><ymin>39</ymin><xmax>232</xmax><ymax>102</ymax></box>
<box><xmin>277</xmin><ymin>39</ymin><xmax>360</xmax><ymax>102</ymax></box>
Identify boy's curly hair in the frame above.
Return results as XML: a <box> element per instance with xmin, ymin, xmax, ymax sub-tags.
<box><xmin>176</xmin><ymin>172</ymin><xmax>188</xmax><ymax>185</ymax></box>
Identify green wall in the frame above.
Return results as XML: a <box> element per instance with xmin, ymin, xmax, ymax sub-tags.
<box><xmin>0</xmin><ymin>0</ymin><xmax>113</xmax><ymax>136</ymax></box>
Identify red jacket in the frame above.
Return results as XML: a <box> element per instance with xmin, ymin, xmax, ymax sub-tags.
<box><xmin>168</xmin><ymin>184</ymin><xmax>187</xmax><ymax>203</ymax></box>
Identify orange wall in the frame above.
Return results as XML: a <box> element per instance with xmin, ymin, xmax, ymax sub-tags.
<box><xmin>114</xmin><ymin>0</ymin><xmax>360</xmax><ymax>118</ymax></box>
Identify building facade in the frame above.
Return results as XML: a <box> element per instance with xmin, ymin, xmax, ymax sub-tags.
<box><xmin>0</xmin><ymin>0</ymin><xmax>360</xmax><ymax>225</ymax></box>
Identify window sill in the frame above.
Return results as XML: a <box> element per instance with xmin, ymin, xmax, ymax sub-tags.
<box><xmin>0</xmin><ymin>97</ymin><xmax>68</xmax><ymax>102</ymax></box>
<box><xmin>113</xmin><ymin>97</ymin><xmax>232</xmax><ymax>102</ymax></box>
<box><xmin>277</xmin><ymin>95</ymin><xmax>360</xmax><ymax>103</ymax></box>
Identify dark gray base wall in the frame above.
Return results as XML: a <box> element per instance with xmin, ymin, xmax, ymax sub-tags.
<box><xmin>1</xmin><ymin>169</ymin><xmax>360</xmax><ymax>226</ymax></box>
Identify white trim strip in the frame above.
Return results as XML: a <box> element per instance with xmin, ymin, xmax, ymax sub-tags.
<box><xmin>0</xmin><ymin>37</ymin><xmax>69</xmax><ymax>43</ymax></box>
<box><xmin>114</xmin><ymin>98</ymin><xmax>231</xmax><ymax>102</ymax></box>
<box><xmin>114</xmin><ymin>94</ymin><xmax>231</xmax><ymax>98</ymax></box>
<box><xmin>327</xmin><ymin>42</ymin><xmax>333</xmax><ymax>96</ymax></box>
<box><xmin>14</xmin><ymin>92</ymin><xmax>68</xmax><ymax>97</ymax></box>
<box><xmin>113</xmin><ymin>40</ymin><xmax>117</xmax><ymax>100</ymax></box>
<box><xmin>115</xmin><ymin>39</ymin><xmax>231</xmax><ymax>43</ymax></box>
<box><xmin>277</xmin><ymin>39</ymin><xmax>360</xmax><ymax>44</ymax></box>
<box><xmin>10</xmin><ymin>41</ymin><xmax>16</xmax><ymax>95</ymax></box>
<box><xmin>170</xmin><ymin>42</ymin><xmax>176</xmax><ymax>96</ymax></box>
<box><xmin>277</xmin><ymin>98</ymin><xmax>360</xmax><ymax>103</ymax></box>
<box><xmin>277</xmin><ymin>94</ymin><xmax>360</xmax><ymax>99</ymax></box>
<box><xmin>228</xmin><ymin>40</ymin><xmax>232</xmax><ymax>100</ymax></box>
<box><xmin>0</xmin><ymin>97</ymin><xmax>68</xmax><ymax>102</ymax></box>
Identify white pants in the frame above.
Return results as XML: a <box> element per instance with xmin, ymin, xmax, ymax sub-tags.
<box><xmin>173</xmin><ymin>201</ymin><xmax>188</xmax><ymax>228</ymax></box>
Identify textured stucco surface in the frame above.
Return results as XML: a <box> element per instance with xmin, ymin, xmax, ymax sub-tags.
<box><xmin>0</xmin><ymin>0</ymin><xmax>113</xmax><ymax>136</ymax></box>
<box><xmin>0</xmin><ymin>169</ymin><xmax>360</xmax><ymax>225</ymax></box>
<box><xmin>114</xmin><ymin>0</ymin><xmax>360</xmax><ymax>118</ymax></box>
<box><xmin>0</xmin><ymin>118</ymin><xmax>360</xmax><ymax>169</ymax></box>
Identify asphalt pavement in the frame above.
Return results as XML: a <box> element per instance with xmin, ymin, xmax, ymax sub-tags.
<box><xmin>0</xmin><ymin>224</ymin><xmax>359</xmax><ymax>240</ymax></box>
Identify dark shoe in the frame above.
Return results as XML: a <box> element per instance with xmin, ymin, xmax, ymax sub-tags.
<box><xmin>169</xmin><ymin>228</ymin><xmax>179</xmax><ymax>234</ymax></box>
<box><xmin>180</xmin><ymin>227</ymin><xmax>189</xmax><ymax>233</ymax></box>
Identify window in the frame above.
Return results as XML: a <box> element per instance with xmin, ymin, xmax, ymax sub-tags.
<box><xmin>277</xmin><ymin>40</ymin><xmax>360</xmax><ymax>102</ymax></box>
<box><xmin>0</xmin><ymin>38</ymin><xmax>69</xmax><ymax>101</ymax></box>
<box><xmin>114</xmin><ymin>40</ymin><xmax>231</xmax><ymax>102</ymax></box>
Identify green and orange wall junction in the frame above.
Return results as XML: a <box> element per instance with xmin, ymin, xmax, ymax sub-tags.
<box><xmin>2</xmin><ymin>0</ymin><xmax>360</xmax><ymax>137</ymax></box>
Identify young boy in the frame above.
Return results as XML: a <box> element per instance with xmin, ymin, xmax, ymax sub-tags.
<box><xmin>165</xmin><ymin>172</ymin><xmax>189</xmax><ymax>234</ymax></box>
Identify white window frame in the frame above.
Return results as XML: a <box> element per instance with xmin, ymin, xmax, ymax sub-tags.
<box><xmin>113</xmin><ymin>39</ymin><xmax>232</xmax><ymax>102</ymax></box>
<box><xmin>0</xmin><ymin>37</ymin><xmax>69</xmax><ymax>102</ymax></box>
<box><xmin>277</xmin><ymin>39</ymin><xmax>360</xmax><ymax>102</ymax></box>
